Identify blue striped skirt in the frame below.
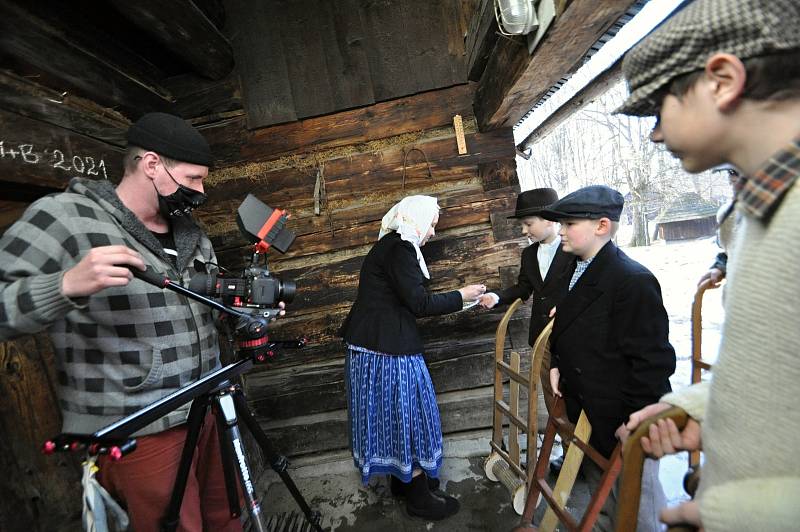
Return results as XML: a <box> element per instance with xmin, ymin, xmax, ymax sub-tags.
<box><xmin>345</xmin><ymin>344</ymin><xmax>443</xmax><ymax>485</ymax></box>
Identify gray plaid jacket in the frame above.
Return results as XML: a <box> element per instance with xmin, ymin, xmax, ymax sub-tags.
<box><xmin>0</xmin><ymin>178</ymin><xmax>219</xmax><ymax>436</ymax></box>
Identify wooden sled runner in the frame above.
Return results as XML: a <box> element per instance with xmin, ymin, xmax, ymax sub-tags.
<box><xmin>484</xmin><ymin>298</ymin><xmax>551</xmax><ymax>514</ymax></box>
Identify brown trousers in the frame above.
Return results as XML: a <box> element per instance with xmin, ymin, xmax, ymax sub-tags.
<box><xmin>97</xmin><ymin>412</ymin><xmax>242</xmax><ymax>532</ymax></box>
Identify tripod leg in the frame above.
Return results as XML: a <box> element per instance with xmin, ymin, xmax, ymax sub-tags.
<box><xmin>161</xmin><ymin>395</ymin><xmax>210</xmax><ymax>532</ymax></box>
<box><xmin>215</xmin><ymin>403</ymin><xmax>243</xmax><ymax>519</ymax></box>
<box><xmin>216</xmin><ymin>392</ymin><xmax>268</xmax><ymax>532</ymax></box>
<box><xmin>232</xmin><ymin>391</ymin><xmax>324</xmax><ymax>532</ymax></box>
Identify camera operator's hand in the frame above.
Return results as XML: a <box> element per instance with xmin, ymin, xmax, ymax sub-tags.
<box><xmin>459</xmin><ymin>284</ymin><xmax>486</xmax><ymax>302</ymax></box>
<box><xmin>269</xmin><ymin>301</ymin><xmax>286</xmax><ymax>322</ymax></box>
<box><xmin>62</xmin><ymin>246</ymin><xmax>145</xmax><ymax>298</ymax></box>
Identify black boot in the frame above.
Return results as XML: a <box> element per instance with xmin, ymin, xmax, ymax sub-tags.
<box><xmin>405</xmin><ymin>473</ymin><xmax>459</xmax><ymax>521</ymax></box>
<box><xmin>390</xmin><ymin>475</ymin><xmax>441</xmax><ymax>498</ymax></box>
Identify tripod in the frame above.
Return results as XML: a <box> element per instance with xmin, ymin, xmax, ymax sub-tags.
<box><xmin>45</xmin><ymin>266</ymin><xmax>324</xmax><ymax>532</ymax></box>
<box><xmin>47</xmin><ymin>356</ymin><xmax>323</xmax><ymax>532</ymax></box>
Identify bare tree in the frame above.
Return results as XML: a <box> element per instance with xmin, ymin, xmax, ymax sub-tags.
<box><xmin>516</xmin><ymin>80</ymin><xmax>729</xmax><ymax>246</ymax></box>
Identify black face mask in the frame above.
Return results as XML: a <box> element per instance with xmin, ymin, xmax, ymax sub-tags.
<box><xmin>154</xmin><ymin>165</ymin><xmax>207</xmax><ymax>218</ymax></box>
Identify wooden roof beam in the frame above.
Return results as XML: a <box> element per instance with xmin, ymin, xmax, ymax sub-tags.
<box><xmin>0</xmin><ymin>1</ymin><xmax>174</xmax><ymax>116</ymax></box>
<box><xmin>108</xmin><ymin>0</ymin><xmax>234</xmax><ymax>81</ymax></box>
<box><xmin>474</xmin><ymin>0</ymin><xmax>638</xmax><ymax>131</ymax></box>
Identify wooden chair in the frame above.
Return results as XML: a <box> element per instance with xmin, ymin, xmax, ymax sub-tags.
<box><xmin>484</xmin><ymin>299</ymin><xmax>551</xmax><ymax>514</ymax></box>
<box><xmin>512</xmin><ymin>394</ymin><xmax>623</xmax><ymax>532</ymax></box>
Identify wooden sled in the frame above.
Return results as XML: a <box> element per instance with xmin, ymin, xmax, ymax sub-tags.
<box><xmin>512</xmin><ymin>396</ymin><xmax>622</xmax><ymax>532</ymax></box>
<box><xmin>689</xmin><ymin>278</ymin><xmax>718</xmax><ymax>469</ymax></box>
<box><xmin>484</xmin><ymin>299</ymin><xmax>552</xmax><ymax>515</ymax></box>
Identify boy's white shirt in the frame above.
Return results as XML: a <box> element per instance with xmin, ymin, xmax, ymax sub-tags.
<box><xmin>486</xmin><ymin>234</ymin><xmax>562</xmax><ymax>305</ymax></box>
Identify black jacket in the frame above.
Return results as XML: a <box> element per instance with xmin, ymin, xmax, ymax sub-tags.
<box><xmin>339</xmin><ymin>232</ymin><xmax>462</xmax><ymax>355</ymax></box>
<box><xmin>550</xmin><ymin>241</ymin><xmax>676</xmax><ymax>457</ymax></box>
<box><xmin>497</xmin><ymin>242</ymin><xmax>576</xmax><ymax>345</ymax></box>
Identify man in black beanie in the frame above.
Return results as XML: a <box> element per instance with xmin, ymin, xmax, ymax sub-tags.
<box><xmin>0</xmin><ymin>112</ymin><xmax>242</xmax><ymax>531</ymax></box>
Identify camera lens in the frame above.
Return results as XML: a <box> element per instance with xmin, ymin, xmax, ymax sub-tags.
<box><xmin>278</xmin><ymin>279</ymin><xmax>296</xmax><ymax>304</ymax></box>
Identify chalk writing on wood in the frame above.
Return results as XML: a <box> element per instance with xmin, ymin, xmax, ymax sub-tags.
<box><xmin>0</xmin><ymin>140</ymin><xmax>109</xmax><ymax>179</ymax></box>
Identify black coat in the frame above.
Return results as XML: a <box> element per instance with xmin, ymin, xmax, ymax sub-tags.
<box><xmin>550</xmin><ymin>241</ymin><xmax>676</xmax><ymax>457</ymax></box>
<box><xmin>497</xmin><ymin>242</ymin><xmax>576</xmax><ymax>345</ymax></box>
<box><xmin>339</xmin><ymin>232</ymin><xmax>462</xmax><ymax>355</ymax></box>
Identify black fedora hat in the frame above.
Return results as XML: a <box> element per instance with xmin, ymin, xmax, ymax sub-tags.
<box><xmin>507</xmin><ymin>188</ymin><xmax>559</xmax><ymax>219</ymax></box>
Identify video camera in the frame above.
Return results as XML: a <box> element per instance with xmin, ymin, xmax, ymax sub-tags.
<box><xmin>128</xmin><ymin>194</ymin><xmax>302</xmax><ymax>362</ymax></box>
<box><xmin>189</xmin><ymin>194</ymin><xmax>297</xmax><ymax>310</ymax></box>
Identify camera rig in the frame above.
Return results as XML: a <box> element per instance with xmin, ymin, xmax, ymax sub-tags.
<box><xmin>42</xmin><ymin>195</ymin><xmax>323</xmax><ymax>531</ymax></box>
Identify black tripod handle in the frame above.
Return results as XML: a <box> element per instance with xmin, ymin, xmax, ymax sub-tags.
<box><xmin>130</xmin><ymin>265</ymin><xmax>169</xmax><ymax>287</ymax></box>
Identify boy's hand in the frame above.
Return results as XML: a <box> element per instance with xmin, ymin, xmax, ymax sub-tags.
<box><xmin>660</xmin><ymin>500</ymin><xmax>703</xmax><ymax>530</ymax></box>
<box><xmin>618</xmin><ymin>402</ymin><xmax>672</xmax><ymax>444</ymax></box>
<box><xmin>698</xmin><ymin>267</ymin><xmax>725</xmax><ymax>288</ymax></box>
<box><xmin>641</xmin><ymin>417</ymin><xmax>702</xmax><ymax>457</ymax></box>
<box><xmin>478</xmin><ymin>293</ymin><xmax>499</xmax><ymax>309</ymax></box>
<box><xmin>549</xmin><ymin>367</ymin><xmax>561</xmax><ymax>397</ymax></box>
<box><xmin>616</xmin><ymin>402</ymin><xmax>702</xmax><ymax>456</ymax></box>
<box><xmin>548</xmin><ymin>306</ymin><xmax>556</xmax><ymax>318</ymax></box>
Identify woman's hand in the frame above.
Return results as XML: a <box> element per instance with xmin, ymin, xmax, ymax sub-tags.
<box><xmin>459</xmin><ymin>284</ymin><xmax>486</xmax><ymax>302</ymax></box>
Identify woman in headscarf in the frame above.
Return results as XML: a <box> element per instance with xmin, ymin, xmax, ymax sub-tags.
<box><xmin>339</xmin><ymin>195</ymin><xmax>485</xmax><ymax>521</ymax></box>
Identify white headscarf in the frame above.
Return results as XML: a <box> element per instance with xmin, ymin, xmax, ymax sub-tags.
<box><xmin>379</xmin><ymin>195</ymin><xmax>439</xmax><ymax>279</ymax></box>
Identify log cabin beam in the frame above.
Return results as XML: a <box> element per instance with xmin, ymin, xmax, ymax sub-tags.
<box><xmin>474</xmin><ymin>0</ymin><xmax>638</xmax><ymax>131</ymax></box>
<box><xmin>0</xmin><ymin>70</ymin><xmax>130</xmax><ymax>147</ymax></box>
<box><xmin>0</xmin><ymin>1</ymin><xmax>174</xmax><ymax>115</ymax></box>
<box><xmin>517</xmin><ymin>60</ymin><xmax>623</xmax><ymax>148</ymax></box>
<box><xmin>464</xmin><ymin>0</ymin><xmax>499</xmax><ymax>82</ymax></box>
<box><xmin>201</xmin><ymin>83</ymin><xmax>477</xmax><ymax>166</ymax></box>
<box><xmin>107</xmin><ymin>0</ymin><xmax>234</xmax><ymax>81</ymax></box>
<box><xmin>0</xmin><ymin>108</ymin><xmax>125</xmax><ymax>190</ymax></box>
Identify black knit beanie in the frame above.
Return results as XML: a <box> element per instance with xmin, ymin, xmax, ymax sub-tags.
<box><xmin>126</xmin><ymin>112</ymin><xmax>213</xmax><ymax>167</ymax></box>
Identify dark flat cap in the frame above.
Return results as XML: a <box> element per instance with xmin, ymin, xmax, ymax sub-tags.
<box><xmin>127</xmin><ymin>112</ymin><xmax>213</xmax><ymax>167</ymax></box>
<box><xmin>507</xmin><ymin>188</ymin><xmax>559</xmax><ymax>219</ymax></box>
<box><xmin>617</xmin><ymin>0</ymin><xmax>800</xmax><ymax>116</ymax></box>
<box><xmin>539</xmin><ymin>185</ymin><xmax>624</xmax><ymax>222</ymax></box>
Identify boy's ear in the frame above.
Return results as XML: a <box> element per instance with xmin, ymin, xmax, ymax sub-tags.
<box><xmin>595</xmin><ymin>217</ymin><xmax>612</xmax><ymax>236</ymax></box>
<box><xmin>705</xmin><ymin>53</ymin><xmax>747</xmax><ymax>112</ymax></box>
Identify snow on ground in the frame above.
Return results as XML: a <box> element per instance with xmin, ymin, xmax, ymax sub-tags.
<box><xmin>619</xmin><ymin>234</ymin><xmax>724</xmax><ymax>392</ymax></box>
<box><xmin>619</xmin><ymin>234</ymin><xmax>725</xmax><ymax>506</ymax></box>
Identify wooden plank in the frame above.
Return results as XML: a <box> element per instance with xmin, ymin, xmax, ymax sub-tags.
<box><xmin>277</xmin><ymin>0</ymin><xmax>336</xmax><ymax>118</ymax></box>
<box><xmin>163</xmin><ymin>73</ymin><xmax>243</xmax><ymax>123</ymax></box>
<box><xmin>108</xmin><ymin>0</ymin><xmax>234</xmax><ymax>80</ymax></box>
<box><xmin>475</xmin><ymin>0</ymin><xmax>637</xmax><ymax>130</ymax></box>
<box><xmin>0</xmin><ymin>108</ymin><xmax>125</xmax><ymax>191</ymax></box>
<box><xmin>254</xmin><ymin>388</ymin><xmax>496</xmax><ymax>457</ymax></box>
<box><xmin>0</xmin><ymin>335</ymin><xmax>82</xmax><ymax>531</ymax></box>
<box><xmin>480</xmin><ymin>159</ymin><xmax>519</xmax><ymax>191</ymax></box>
<box><xmin>0</xmin><ymin>1</ymin><xmax>173</xmax><ymax>115</ymax></box>
<box><xmin>319</xmin><ymin>0</ymin><xmax>375</xmax><ymax>111</ymax></box>
<box><xmin>518</xmin><ymin>60</ymin><xmax>623</xmax><ymax>148</ymax></box>
<box><xmin>399</xmin><ymin>0</ymin><xmax>460</xmax><ymax>92</ymax></box>
<box><xmin>359</xmin><ymin>0</ymin><xmax>420</xmax><ymax>101</ymax></box>
<box><xmin>207</xmin><ymin>181</ymin><xmax>516</xmax><ymax>260</ymax></box>
<box><xmin>200</xmin><ymin>83</ymin><xmax>475</xmax><ymax>165</ymax></box>
<box><xmin>0</xmin><ymin>70</ymin><xmax>129</xmax><ymax>147</ymax></box>
<box><xmin>440</xmin><ymin>0</ymin><xmax>470</xmax><ymax>83</ymax></box>
<box><xmin>202</xmin><ymin>125</ymin><xmax>513</xmax><ymax>207</ymax></box>
<box><xmin>0</xmin><ymin>199</ymin><xmax>27</xmax><ymax>233</ymax></box>
<box><xmin>225</xmin><ymin>0</ymin><xmax>297</xmax><ymax>128</ymax></box>
<box><xmin>465</xmin><ymin>0</ymin><xmax>499</xmax><ymax>82</ymax></box>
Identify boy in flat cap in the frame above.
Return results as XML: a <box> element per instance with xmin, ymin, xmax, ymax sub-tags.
<box><xmin>615</xmin><ymin>0</ymin><xmax>800</xmax><ymax>530</ymax></box>
<box><xmin>479</xmin><ymin>188</ymin><xmax>577</xmax><ymax>472</ymax></box>
<box><xmin>0</xmin><ymin>113</ymin><xmax>243</xmax><ymax>531</ymax></box>
<box><xmin>541</xmin><ymin>185</ymin><xmax>676</xmax><ymax>531</ymax></box>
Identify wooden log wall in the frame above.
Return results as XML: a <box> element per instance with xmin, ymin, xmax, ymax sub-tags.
<box><xmin>196</xmin><ymin>83</ymin><xmax>533</xmax><ymax>457</ymax></box>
